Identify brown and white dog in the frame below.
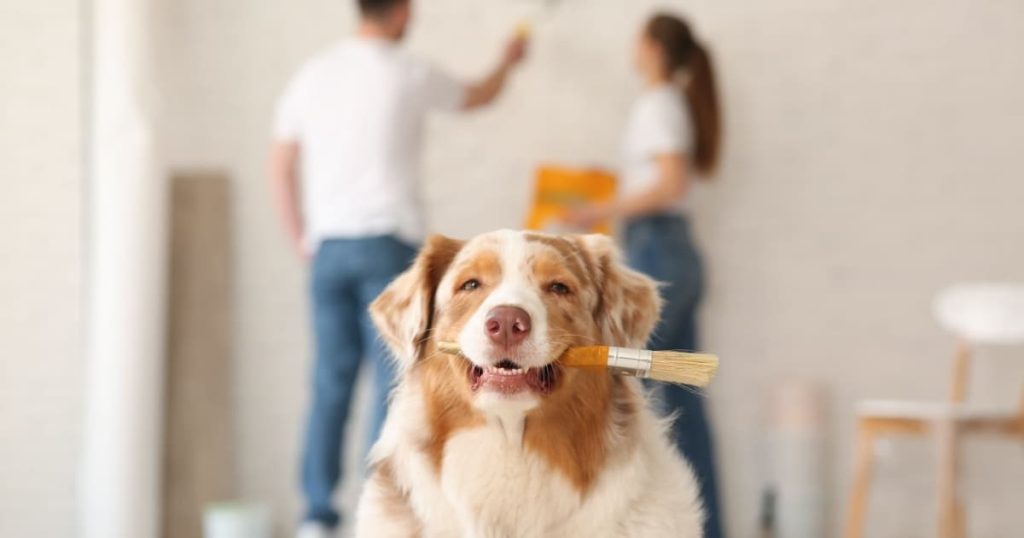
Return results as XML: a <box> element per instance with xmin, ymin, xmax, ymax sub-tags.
<box><xmin>356</xmin><ymin>230</ymin><xmax>703</xmax><ymax>537</ymax></box>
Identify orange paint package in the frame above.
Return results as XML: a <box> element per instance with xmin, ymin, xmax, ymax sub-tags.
<box><xmin>524</xmin><ymin>165</ymin><xmax>617</xmax><ymax>235</ymax></box>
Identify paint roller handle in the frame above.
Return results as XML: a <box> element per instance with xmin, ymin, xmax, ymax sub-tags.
<box><xmin>516</xmin><ymin>20</ymin><xmax>533</xmax><ymax>39</ymax></box>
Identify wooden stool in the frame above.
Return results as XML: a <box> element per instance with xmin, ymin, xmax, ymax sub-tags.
<box><xmin>844</xmin><ymin>284</ymin><xmax>1024</xmax><ymax>538</ymax></box>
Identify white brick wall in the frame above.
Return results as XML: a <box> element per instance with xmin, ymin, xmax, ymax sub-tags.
<box><xmin>0</xmin><ymin>1</ymin><xmax>83</xmax><ymax>537</ymax></box>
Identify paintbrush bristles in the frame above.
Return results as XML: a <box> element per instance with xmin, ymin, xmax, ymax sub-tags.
<box><xmin>648</xmin><ymin>350</ymin><xmax>719</xmax><ymax>387</ymax></box>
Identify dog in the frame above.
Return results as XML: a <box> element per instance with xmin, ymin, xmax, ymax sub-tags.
<box><xmin>356</xmin><ymin>230</ymin><xmax>703</xmax><ymax>537</ymax></box>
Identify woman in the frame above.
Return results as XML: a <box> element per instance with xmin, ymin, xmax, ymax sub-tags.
<box><xmin>565</xmin><ymin>13</ymin><xmax>724</xmax><ymax>538</ymax></box>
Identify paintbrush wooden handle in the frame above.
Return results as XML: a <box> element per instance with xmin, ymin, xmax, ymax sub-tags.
<box><xmin>559</xmin><ymin>346</ymin><xmax>611</xmax><ymax>368</ymax></box>
<box><xmin>435</xmin><ymin>342</ymin><xmax>608</xmax><ymax>367</ymax></box>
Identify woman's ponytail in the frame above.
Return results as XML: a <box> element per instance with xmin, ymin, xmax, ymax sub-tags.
<box><xmin>684</xmin><ymin>41</ymin><xmax>720</xmax><ymax>175</ymax></box>
<box><xmin>647</xmin><ymin>14</ymin><xmax>722</xmax><ymax>176</ymax></box>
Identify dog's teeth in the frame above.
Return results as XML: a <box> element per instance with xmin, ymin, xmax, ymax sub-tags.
<box><xmin>483</xmin><ymin>365</ymin><xmax>528</xmax><ymax>376</ymax></box>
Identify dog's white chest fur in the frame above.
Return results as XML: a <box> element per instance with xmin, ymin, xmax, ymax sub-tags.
<box><xmin>360</xmin><ymin>386</ymin><xmax>703</xmax><ymax>538</ymax></box>
<box><xmin>438</xmin><ymin>419</ymin><xmax>580</xmax><ymax>537</ymax></box>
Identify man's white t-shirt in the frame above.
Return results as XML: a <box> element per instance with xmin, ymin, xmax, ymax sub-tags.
<box><xmin>274</xmin><ymin>37</ymin><xmax>464</xmax><ymax>249</ymax></box>
<box><xmin>620</xmin><ymin>85</ymin><xmax>694</xmax><ymax>212</ymax></box>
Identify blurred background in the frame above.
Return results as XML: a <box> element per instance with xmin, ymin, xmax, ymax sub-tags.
<box><xmin>2</xmin><ymin>0</ymin><xmax>1023</xmax><ymax>537</ymax></box>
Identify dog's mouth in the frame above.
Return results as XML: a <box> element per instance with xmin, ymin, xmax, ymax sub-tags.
<box><xmin>467</xmin><ymin>358</ymin><xmax>559</xmax><ymax>395</ymax></box>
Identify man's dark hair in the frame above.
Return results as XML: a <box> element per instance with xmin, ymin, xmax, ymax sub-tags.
<box><xmin>358</xmin><ymin>0</ymin><xmax>407</xmax><ymax>18</ymax></box>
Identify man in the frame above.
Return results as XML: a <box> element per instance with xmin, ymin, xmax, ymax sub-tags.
<box><xmin>269</xmin><ymin>1</ymin><xmax>527</xmax><ymax>536</ymax></box>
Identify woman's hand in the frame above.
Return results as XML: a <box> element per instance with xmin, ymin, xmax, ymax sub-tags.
<box><xmin>562</xmin><ymin>203</ymin><xmax>614</xmax><ymax>230</ymax></box>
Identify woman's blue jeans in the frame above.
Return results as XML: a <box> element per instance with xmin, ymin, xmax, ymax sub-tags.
<box><xmin>625</xmin><ymin>214</ymin><xmax>724</xmax><ymax>538</ymax></box>
<box><xmin>301</xmin><ymin>235</ymin><xmax>416</xmax><ymax>528</ymax></box>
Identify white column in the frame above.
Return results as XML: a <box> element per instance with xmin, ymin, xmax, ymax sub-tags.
<box><xmin>80</xmin><ymin>0</ymin><xmax>167</xmax><ymax>535</ymax></box>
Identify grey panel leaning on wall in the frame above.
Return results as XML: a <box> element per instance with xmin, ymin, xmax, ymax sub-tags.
<box><xmin>162</xmin><ymin>174</ymin><xmax>234</xmax><ymax>538</ymax></box>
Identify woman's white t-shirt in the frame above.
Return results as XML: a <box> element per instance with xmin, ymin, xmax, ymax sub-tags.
<box><xmin>620</xmin><ymin>85</ymin><xmax>694</xmax><ymax>212</ymax></box>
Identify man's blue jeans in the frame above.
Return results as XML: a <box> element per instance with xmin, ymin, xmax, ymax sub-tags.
<box><xmin>625</xmin><ymin>214</ymin><xmax>725</xmax><ymax>538</ymax></box>
<box><xmin>301</xmin><ymin>235</ymin><xmax>416</xmax><ymax>528</ymax></box>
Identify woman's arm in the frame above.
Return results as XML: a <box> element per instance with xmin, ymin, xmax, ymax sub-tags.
<box><xmin>564</xmin><ymin>152</ymin><xmax>690</xmax><ymax>228</ymax></box>
<box><xmin>614</xmin><ymin>152</ymin><xmax>689</xmax><ymax>218</ymax></box>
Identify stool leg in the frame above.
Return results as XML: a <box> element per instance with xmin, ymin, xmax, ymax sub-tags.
<box><xmin>936</xmin><ymin>419</ymin><xmax>964</xmax><ymax>538</ymax></box>
<box><xmin>845</xmin><ymin>419</ymin><xmax>877</xmax><ymax>538</ymax></box>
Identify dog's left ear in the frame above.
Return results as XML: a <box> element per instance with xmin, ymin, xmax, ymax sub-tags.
<box><xmin>371</xmin><ymin>235</ymin><xmax>464</xmax><ymax>369</ymax></box>
<box><xmin>577</xmin><ymin>234</ymin><xmax>662</xmax><ymax>348</ymax></box>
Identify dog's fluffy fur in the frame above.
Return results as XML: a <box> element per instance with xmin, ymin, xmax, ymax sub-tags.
<box><xmin>356</xmin><ymin>230</ymin><xmax>703</xmax><ymax>537</ymax></box>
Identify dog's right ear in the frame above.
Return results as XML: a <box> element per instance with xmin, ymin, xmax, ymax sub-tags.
<box><xmin>576</xmin><ymin>234</ymin><xmax>662</xmax><ymax>349</ymax></box>
<box><xmin>371</xmin><ymin>235</ymin><xmax>464</xmax><ymax>368</ymax></box>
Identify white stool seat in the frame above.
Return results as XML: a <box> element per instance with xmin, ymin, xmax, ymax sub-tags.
<box><xmin>934</xmin><ymin>283</ymin><xmax>1024</xmax><ymax>344</ymax></box>
<box><xmin>856</xmin><ymin>399</ymin><xmax>1016</xmax><ymax>421</ymax></box>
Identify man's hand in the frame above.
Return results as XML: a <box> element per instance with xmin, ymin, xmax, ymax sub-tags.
<box><xmin>463</xmin><ymin>31</ymin><xmax>530</xmax><ymax>110</ymax></box>
<box><xmin>269</xmin><ymin>141</ymin><xmax>309</xmax><ymax>263</ymax></box>
<box><xmin>294</xmin><ymin>241</ymin><xmax>312</xmax><ymax>263</ymax></box>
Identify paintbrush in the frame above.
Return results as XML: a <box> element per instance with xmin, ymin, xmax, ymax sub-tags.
<box><xmin>436</xmin><ymin>341</ymin><xmax>718</xmax><ymax>387</ymax></box>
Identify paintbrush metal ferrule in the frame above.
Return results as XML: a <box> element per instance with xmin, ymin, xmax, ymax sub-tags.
<box><xmin>605</xmin><ymin>347</ymin><xmax>653</xmax><ymax>379</ymax></box>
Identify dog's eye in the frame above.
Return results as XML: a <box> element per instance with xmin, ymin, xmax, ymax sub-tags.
<box><xmin>459</xmin><ymin>279</ymin><xmax>481</xmax><ymax>292</ymax></box>
<box><xmin>548</xmin><ymin>281</ymin><xmax>571</xmax><ymax>296</ymax></box>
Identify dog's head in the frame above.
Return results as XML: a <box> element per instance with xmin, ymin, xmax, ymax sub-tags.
<box><xmin>371</xmin><ymin>230</ymin><xmax>661</xmax><ymax>413</ymax></box>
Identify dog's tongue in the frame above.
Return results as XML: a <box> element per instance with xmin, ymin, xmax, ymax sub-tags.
<box><xmin>478</xmin><ymin>366</ymin><xmax>532</xmax><ymax>394</ymax></box>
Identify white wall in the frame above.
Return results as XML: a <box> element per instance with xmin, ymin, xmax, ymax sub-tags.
<box><xmin>0</xmin><ymin>1</ymin><xmax>83</xmax><ymax>536</ymax></box>
<box><xmin>164</xmin><ymin>0</ymin><xmax>1024</xmax><ymax>536</ymax></box>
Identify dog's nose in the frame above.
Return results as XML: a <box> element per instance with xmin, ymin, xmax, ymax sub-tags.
<box><xmin>485</xmin><ymin>306</ymin><xmax>532</xmax><ymax>348</ymax></box>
